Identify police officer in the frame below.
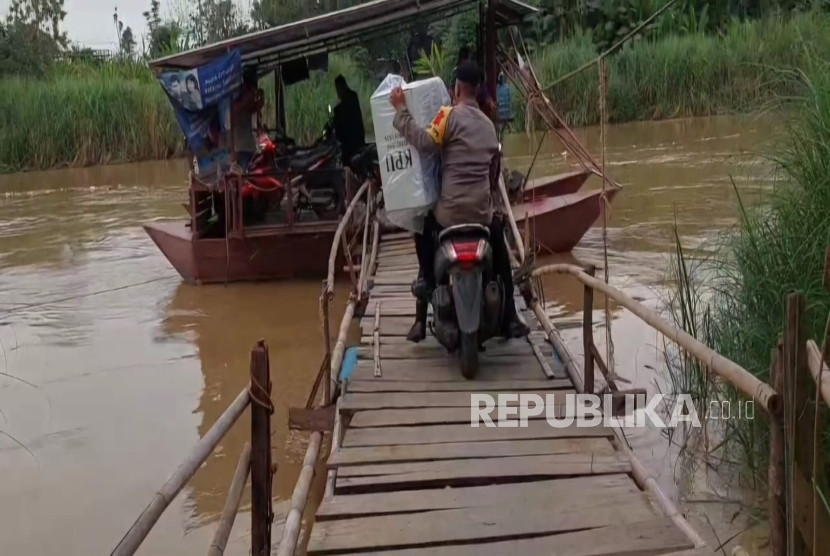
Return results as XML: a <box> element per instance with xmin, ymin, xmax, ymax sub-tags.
<box><xmin>390</xmin><ymin>60</ymin><xmax>529</xmax><ymax>343</ymax></box>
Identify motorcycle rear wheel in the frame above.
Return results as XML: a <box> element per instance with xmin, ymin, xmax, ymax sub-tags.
<box><xmin>459</xmin><ymin>332</ymin><xmax>479</xmax><ymax>380</ymax></box>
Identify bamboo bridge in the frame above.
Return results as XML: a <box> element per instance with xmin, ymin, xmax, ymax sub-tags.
<box><xmin>109</xmin><ymin>181</ymin><xmax>830</xmax><ymax>555</ymax></box>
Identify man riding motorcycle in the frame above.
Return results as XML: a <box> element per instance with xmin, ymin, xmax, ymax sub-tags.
<box><xmin>389</xmin><ymin>60</ymin><xmax>530</xmax><ymax>343</ymax></box>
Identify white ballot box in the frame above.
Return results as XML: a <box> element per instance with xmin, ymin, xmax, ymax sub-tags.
<box><xmin>370</xmin><ymin>74</ymin><xmax>450</xmax><ymax>233</ymax></box>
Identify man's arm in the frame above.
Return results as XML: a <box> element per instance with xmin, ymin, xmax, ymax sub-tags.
<box><xmin>389</xmin><ymin>87</ymin><xmax>450</xmax><ymax>155</ymax></box>
<box><xmin>392</xmin><ymin>106</ymin><xmax>449</xmax><ymax>154</ymax></box>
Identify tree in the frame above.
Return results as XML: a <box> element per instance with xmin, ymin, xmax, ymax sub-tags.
<box><xmin>250</xmin><ymin>0</ymin><xmax>303</xmax><ymax>30</ymax></box>
<box><xmin>113</xmin><ymin>7</ymin><xmax>135</xmax><ymax>57</ymax></box>
<box><xmin>0</xmin><ymin>0</ymin><xmax>68</xmax><ymax>75</ymax></box>
<box><xmin>143</xmin><ymin>0</ymin><xmax>182</xmax><ymax>58</ymax></box>
<box><xmin>190</xmin><ymin>0</ymin><xmax>248</xmax><ymax>45</ymax></box>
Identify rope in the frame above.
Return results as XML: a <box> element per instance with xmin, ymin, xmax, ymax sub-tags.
<box><xmin>543</xmin><ymin>0</ymin><xmax>680</xmax><ymax>90</ymax></box>
<box><xmin>599</xmin><ymin>57</ymin><xmax>616</xmax><ymax>383</ymax></box>
<box><xmin>0</xmin><ymin>276</ymin><xmax>175</xmax><ymax>316</ymax></box>
<box><xmin>248</xmin><ymin>371</ymin><xmax>275</xmax><ymax>415</ymax></box>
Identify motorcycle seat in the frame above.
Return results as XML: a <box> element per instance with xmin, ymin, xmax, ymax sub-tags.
<box><xmin>288</xmin><ymin>144</ymin><xmax>335</xmax><ymax>172</ymax></box>
<box><xmin>439</xmin><ymin>224</ymin><xmax>490</xmax><ymax>242</ymax></box>
<box><xmin>348</xmin><ymin>143</ymin><xmax>378</xmax><ymax>176</ymax></box>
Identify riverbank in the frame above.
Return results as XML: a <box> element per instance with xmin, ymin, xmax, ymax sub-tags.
<box><xmin>520</xmin><ymin>12</ymin><xmax>830</xmax><ymax>128</ymax></box>
<box><xmin>664</xmin><ymin>46</ymin><xmax>830</xmax><ymax>492</ymax></box>
<box><xmin>1</xmin><ymin>12</ymin><xmax>829</xmax><ymax>172</ymax></box>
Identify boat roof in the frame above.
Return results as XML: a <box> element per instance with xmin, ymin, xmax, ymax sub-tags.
<box><xmin>149</xmin><ymin>0</ymin><xmax>538</xmax><ymax>72</ymax></box>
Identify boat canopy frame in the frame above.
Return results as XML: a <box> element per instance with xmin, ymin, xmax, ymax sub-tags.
<box><xmin>149</xmin><ymin>0</ymin><xmax>537</xmax><ymax>73</ymax></box>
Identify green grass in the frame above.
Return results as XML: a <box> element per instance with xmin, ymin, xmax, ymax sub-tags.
<box><xmin>515</xmin><ymin>13</ymin><xmax>830</xmax><ymax>128</ymax></box>
<box><xmin>0</xmin><ymin>72</ymin><xmax>183</xmax><ymax>172</ymax></box>
<box><xmin>4</xmin><ymin>13</ymin><xmax>830</xmax><ymax>172</ymax></box>
<box><xmin>662</xmin><ymin>47</ymin><xmax>830</xmax><ymax>487</ymax></box>
<box><xmin>0</xmin><ymin>55</ymin><xmax>374</xmax><ymax>173</ymax></box>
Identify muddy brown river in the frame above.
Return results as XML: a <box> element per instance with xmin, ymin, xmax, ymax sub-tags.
<box><xmin>0</xmin><ymin>115</ymin><xmax>777</xmax><ymax>555</ymax></box>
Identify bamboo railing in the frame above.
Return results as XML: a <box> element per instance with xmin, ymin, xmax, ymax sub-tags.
<box><xmin>111</xmin><ymin>341</ymin><xmax>274</xmax><ymax>556</ymax></box>
<box><xmin>528</xmin><ymin>262</ymin><xmax>830</xmax><ymax>556</ymax></box>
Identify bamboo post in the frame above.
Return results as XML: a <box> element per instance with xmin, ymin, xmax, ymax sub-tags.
<box><xmin>250</xmin><ymin>341</ymin><xmax>273</xmax><ymax>556</ymax></box>
<box><xmin>325</xmin><ymin>397</ymin><xmax>343</xmax><ymax>498</ymax></box>
<box><xmin>807</xmin><ymin>340</ymin><xmax>830</xmax><ymax>409</ymax></box>
<box><xmin>769</xmin><ymin>341</ymin><xmax>786</xmax><ymax>556</ymax></box>
<box><xmin>532</xmin><ymin>264</ymin><xmax>779</xmax><ymax>412</ymax></box>
<box><xmin>531</xmin><ymin>298</ymin><xmax>584</xmax><ymax>393</ymax></box>
<box><xmin>330</xmin><ymin>299</ymin><xmax>356</xmax><ymax>398</ymax></box>
<box><xmin>373</xmin><ymin>301</ymin><xmax>382</xmax><ymax>377</ymax></box>
<box><xmin>782</xmin><ymin>292</ymin><xmax>830</xmax><ymax>555</ymax></box>
<box><xmin>364</xmin><ymin>219</ymin><xmax>380</xmax><ymax>298</ymax></box>
<box><xmin>498</xmin><ymin>173</ymin><xmax>525</xmax><ymax>262</ymax></box>
<box><xmin>325</xmin><ymin>181</ymin><xmax>369</xmax><ymax>299</ymax></box>
<box><xmin>530</xmin><ymin>295</ymin><xmax>705</xmax><ymax>549</ymax></box>
<box><xmin>357</xmin><ymin>195</ymin><xmax>372</xmax><ymax>300</ymax></box>
<box><xmin>341</xmin><ymin>232</ymin><xmax>358</xmax><ymax>293</ymax></box>
<box><xmin>812</xmin><ymin>315</ymin><xmax>830</xmax><ymax>556</ymax></box>
<box><xmin>583</xmin><ymin>264</ymin><xmax>596</xmax><ymax>394</ymax></box>
<box><xmin>207</xmin><ymin>443</ymin><xmax>252</xmax><ymax>556</ymax></box>
<box><xmin>612</xmin><ymin>436</ymin><xmax>708</xmax><ymax>549</ymax></box>
<box><xmin>276</xmin><ymin>431</ymin><xmax>322</xmax><ymax>556</ymax></box>
<box><xmin>321</xmin><ymin>289</ymin><xmax>332</xmax><ymax>406</ymax></box>
<box><xmin>111</xmin><ymin>387</ymin><xmax>251</xmax><ymax>556</ymax></box>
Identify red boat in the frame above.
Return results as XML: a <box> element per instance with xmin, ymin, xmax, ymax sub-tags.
<box><xmin>144</xmin><ymin>218</ymin><xmax>341</xmax><ymax>284</ymax></box>
<box><xmin>519</xmin><ymin>168</ymin><xmax>592</xmax><ymax>202</ymax></box>
<box><xmin>512</xmin><ymin>185</ymin><xmax>620</xmax><ymax>254</ymax></box>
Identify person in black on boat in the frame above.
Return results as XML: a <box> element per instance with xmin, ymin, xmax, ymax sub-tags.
<box><xmin>333</xmin><ymin>75</ymin><xmax>366</xmax><ymax>165</ymax></box>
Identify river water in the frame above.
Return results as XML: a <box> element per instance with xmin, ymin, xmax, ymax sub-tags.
<box><xmin>0</xmin><ymin>115</ymin><xmax>777</xmax><ymax>555</ymax></box>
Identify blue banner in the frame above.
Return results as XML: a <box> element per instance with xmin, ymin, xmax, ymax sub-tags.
<box><xmin>158</xmin><ymin>50</ymin><xmax>243</xmax><ymax>176</ymax></box>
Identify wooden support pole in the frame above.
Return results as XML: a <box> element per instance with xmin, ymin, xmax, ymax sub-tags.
<box><xmin>807</xmin><ymin>340</ymin><xmax>830</xmax><ymax>409</ymax></box>
<box><xmin>276</xmin><ymin>431</ymin><xmax>322</xmax><ymax>556</ymax></box>
<box><xmin>531</xmin><ymin>298</ymin><xmax>584</xmax><ymax>393</ymax></box>
<box><xmin>499</xmin><ymin>173</ymin><xmax>525</xmax><ymax>262</ymax></box>
<box><xmin>330</xmin><ymin>299</ymin><xmax>356</xmax><ymax>397</ymax></box>
<box><xmin>111</xmin><ymin>387</ymin><xmax>251</xmax><ymax>556</ymax></box>
<box><xmin>321</xmin><ymin>288</ymin><xmax>332</xmax><ymax>406</ymax></box>
<box><xmin>769</xmin><ymin>341</ymin><xmax>786</xmax><ymax>556</ymax></box>
<box><xmin>531</xmin><ymin>293</ymin><xmax>706</xmax><ymax>551</ymax></box>
<box><xmin>325</xmin><ymin>181</ymin><xmax>369</xmax><ymax>299</ymax></box>
<box><xmin>250</xmin><ymin>341</ymin><xmax>273</xmax><ymax>556</ymax></box>
<box><xmin>208</xmin><ymin>443</ymin><xmax>252</xmax><ymax>556</ymax></box>
<box><xmin>373</xmin><ymin>301</ymin><xmax>382</xmax><ymax>377</ymax></box>
<box><xmin>583</xmin><ymin>264</ymin><xmax>596</xmax><ymax>394</ymax></box>
<box><xmin>532</xmin><ymin>264</ymin><xmax>779</xmax><ymax>412</ymax></box>
<box><xmin>614</xmin><ymin>436</ymin><xmax>708</xmax><ymax>550</ymax></box>
<box><xmin>325</xmin><ymin>398</ymin><xmax>343</xmax><ymax>499</ymax></box>
<box><xmin>357</xmin><ymin>195</ymin><xmax>372</xmax><ymax>300</ymax></box>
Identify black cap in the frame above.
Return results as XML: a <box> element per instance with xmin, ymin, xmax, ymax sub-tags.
<box><xmin>456</xmin><ymin>60</ymin><xmax>482</xmax><ymax>87</ymax></box>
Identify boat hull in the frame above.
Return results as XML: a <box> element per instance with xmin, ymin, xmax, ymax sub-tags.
<box><xmin>512</xmin><ymin>188</ymin><xmax>619</xmax><ymax>254</ymax></box>
<box><xmin>144</xmin><ymin>221</ymin><xmax>337</xmax><ymax>284</ymax></box>
<box><xmin>521</xmin><ymin>169</ymin><xmax>592</xmax><ymax>202</ymax></box>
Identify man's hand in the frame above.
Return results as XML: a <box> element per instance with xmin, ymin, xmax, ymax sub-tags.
<box><xmin>389</xmin><ymin>87</ymin><xmax>406</xmax><ymax>110</ymax></box>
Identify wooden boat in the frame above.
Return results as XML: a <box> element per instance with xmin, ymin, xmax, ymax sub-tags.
<box><xmin>512</xmin><ymin>186</ymin><xmax>620</xmax><ymax>254</ymax></box>
<box><xmin>519</xmin><ymin>168</ymin><xmax>592</xmax><ymax>202</ymax></box>
<box><xmin>145</xmin><ymin>219</ymin><xmax>338</xmax><ymax>284</ymax></box>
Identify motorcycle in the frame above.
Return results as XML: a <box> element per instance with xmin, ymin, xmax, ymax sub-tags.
<box><xmin>430</xmin><ymin>223</ymin><xmax>504</xmax><ymax>379</ymax></box>
<box><xmin>241</xmin><ymin>107</ymin><xmax>343</xmax><ymax>222</ymax></box>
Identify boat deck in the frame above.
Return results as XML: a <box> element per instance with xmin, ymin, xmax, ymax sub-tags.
<box><xmin>307</xmin><ymin>231</ymin><xmax>699</xmax><ymax>555</ymax></box>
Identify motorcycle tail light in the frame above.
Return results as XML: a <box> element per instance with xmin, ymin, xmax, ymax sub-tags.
<box><xmin>451</xmin><ymin>240</ymin><xmax>485</xmax><ymax>269</ymax></box>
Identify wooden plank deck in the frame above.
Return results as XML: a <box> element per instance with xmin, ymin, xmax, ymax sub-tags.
<box><xmin>307</xmin><ymin>231</ymin><xmax>695</xmax><ymax>555</ymax></box>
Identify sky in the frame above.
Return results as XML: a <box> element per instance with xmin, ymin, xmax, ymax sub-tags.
<box><xmin>0</xmin><ymin>0</ymin><xmax>168</xmax><ymax>48</ymax></box>
<box><xmin>0</xmin><ymin>0</ymin><xmax>250</xmax><ymax>49</ymax></box>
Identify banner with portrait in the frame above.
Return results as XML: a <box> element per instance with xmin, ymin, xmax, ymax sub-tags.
<box><xmin>158</xmin><ymin>50</ymin><xmax>243</xmax><ymax>177</ymax></box>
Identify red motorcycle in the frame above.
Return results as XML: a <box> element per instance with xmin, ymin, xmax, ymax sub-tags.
<box><xmin>241</xmin><ymin>119</ymin><xmax>343</xmax><ymax>224</ymax></box>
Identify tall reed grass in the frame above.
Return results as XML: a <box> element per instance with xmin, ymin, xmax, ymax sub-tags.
<box><xmin>663</xmin><ymin>46</ymin><xmax>830</xmax><ymax>485</ymax></box>
<box><xmin>0</xmin><ymin>74</ymin><xmax>183</xmax><ymax>172</ymax></box>
<box><xmin>3</xmin><ymin>13</ymin><xmax>830</xmax><ymax>172</ymax></box>
<box><xmin>517</xmin><ymin>13</ymin><xmax>830</xmax><ymax>128</ymax></box>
